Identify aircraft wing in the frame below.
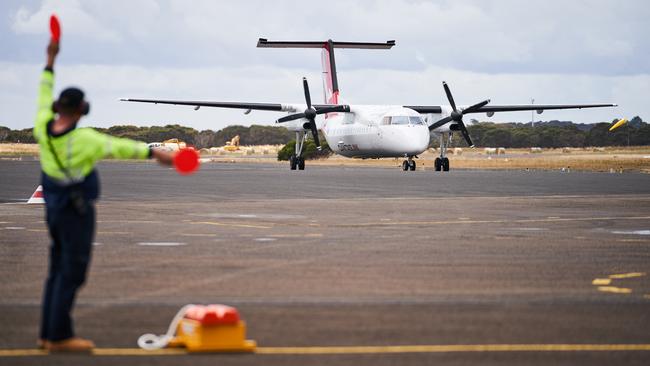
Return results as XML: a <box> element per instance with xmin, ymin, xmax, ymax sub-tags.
<box><xmin>466</xmin><ymin>103</ymin><xmax>617</xmax><ymax>114</ymax></box>
<box><xmin>121</xmin><ymin>98</ymin><xmax>351</xmax><ymax>114</ymax></box>
<box><xmin>121</xmin><ymin>98</ymin><xmax>288</xmax><ymax>112</ymax></box>
<box><xmin>406</xmin><ymin>103</ymin><xmax>616</xmax><ymax>115</ymax></box>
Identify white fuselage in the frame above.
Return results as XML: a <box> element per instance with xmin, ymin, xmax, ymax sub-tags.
<box><xmin>281</xmin><ymin>104</ymin><xmax>438</xmax><ymax>158</ymax></box>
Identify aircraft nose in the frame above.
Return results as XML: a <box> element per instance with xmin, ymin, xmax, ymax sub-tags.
<box><xmin>397</xmin><ymin>125</ymin><xmax>430</xmax><ymax>155</ymax></box>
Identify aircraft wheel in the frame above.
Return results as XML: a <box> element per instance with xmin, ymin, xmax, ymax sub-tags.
<box><xmin>409</xmin><ymin>160</ymin><xmax>416</xmax><ymax>171</ymax></box>
<box><xmin>290</xmin><ymin>155</ymin><xmax>297</xmax><ymax>170</ymax></box>
<box><xmin>442</xmin><ymin>157</ymin><xmax>450</xmax><ymax>171</ymax></box>
<box><xmin>402</xmin><ymin>160</ymin><xmax>409</xmax><ymax>171</ymax></box>
<box><xmin>298</xmin><ymin>157</ymin><xmax>305</xmax><ymax>170</ymax></box>
<box><xmin>434</xmin><ymin>157</ymin><xmax>442</xmax><ymax>171</ymax></box>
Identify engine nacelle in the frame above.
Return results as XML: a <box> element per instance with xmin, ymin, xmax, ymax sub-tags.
<box><xmin>486</xmin><ymin>111</ymin><xmax>495</xmax><ymax>117</ymax></box>
<box><xmin>536</xmin><ymin>109</ymin><xmax>544</xmax><ymax>115</ymax></box>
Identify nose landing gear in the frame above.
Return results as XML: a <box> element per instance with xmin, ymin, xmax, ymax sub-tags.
<box><xmin>402</xmin><ymin>156</ymin><xmax>417</xmax><ymax>171</ymax></box>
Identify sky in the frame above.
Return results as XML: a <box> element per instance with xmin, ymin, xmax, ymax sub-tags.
<box><xmin>1</xmin><ymin>0</ymin><xmax>648</xmax><ymax>130</ymax></box>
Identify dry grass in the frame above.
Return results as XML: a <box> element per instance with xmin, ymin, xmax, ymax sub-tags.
<box><xmin>0</xmin><ymin>143</ymin><xmax>39</xmax><ymax>156</ymax></box>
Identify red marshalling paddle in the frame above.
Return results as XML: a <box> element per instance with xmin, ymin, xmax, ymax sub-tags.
<box><xmin>174</xmin><ymin>148</ymin><xmax>200</xmax><ymax>175</ymax></box>
<box><xmin>49</xmin><ymin>14</ymin><xmax>61</xmax><ymax>42</ymax></box>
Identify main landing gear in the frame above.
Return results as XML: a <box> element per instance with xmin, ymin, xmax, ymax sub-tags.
<box><xmin>401</xmin><ymin>156</ymin><xmax>417</xmax><ymax>171</ymax></box>
<box><xmin>434</xmin><ymin>133</ymin><xmax>451</xmax><ymax>172</ymax></box>
<box><xmin>290</xmin><ymin>131</ymin><xmax>307</xmax><ymax>170</ymax></box>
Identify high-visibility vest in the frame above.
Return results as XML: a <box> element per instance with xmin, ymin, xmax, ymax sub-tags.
<box><xmin>34</xmin><ymin>69</ymin><xmax>150</xmax><ymax>184</ymax></box>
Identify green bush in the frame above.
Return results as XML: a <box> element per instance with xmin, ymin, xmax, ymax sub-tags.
<box><xmin>277</xmin><ymin>138</ymin><xmax>332</xmax><ymax>161</ymax></box>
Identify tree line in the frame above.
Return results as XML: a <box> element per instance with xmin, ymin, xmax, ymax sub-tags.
<box><xmin>0</xmin><ymin>124</ymin><xmax>294</xmax><ymax>149</ymax></box>
<box><xmin>1</xmin><ymin>117</ymin><xmax>648</xmax><ymax>148</ymax></box>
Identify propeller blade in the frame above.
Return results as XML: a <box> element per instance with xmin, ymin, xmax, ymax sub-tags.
<box><xmin>462</xmin><ymin>99</ymin><xmax>491</xmax><ymax>114</ymax></box>
<box><xmin>308</xmin><ymin>118</ymin><xmax>321</xmax><ymax>148</ymax></box>
<box><xmin>276</xmin><ymin>113</ymin><xmax>306</xmax><ymax>123</ymax></box>
<box><xmin>314</xmin><ymin>105</ymin><xmax>351</xmax><ymax>115</ymax></box>
<box><xmin>303</xmin><ymin>77</ymin><xmax>312</xmax><ymax>109</ymax></box>
<box><xmin>443</xmin><ymin>81</ymin><xmax>457</xmax><ymax>112</ymax></box>
<box><xmin>428</xmin><ymin>116</ymin><xmax>453</xmax><ymax>131</ymax></box>
<box><xmin>458</xmin><ymin>121</ymin><xmax>474</xmax><ymax>147</ymax></box>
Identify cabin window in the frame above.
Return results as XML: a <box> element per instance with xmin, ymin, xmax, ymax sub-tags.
<box><xmin>381</xmin><ymin>116</ymin><xmax>391</xmax><ymax>125</ymax></box>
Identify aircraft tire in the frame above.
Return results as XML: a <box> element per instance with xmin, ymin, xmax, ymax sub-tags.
<box><xmin>409</xmin><ymin>160</ymin><xmax>416</xmax><ymax>171</ymax></box>
<box><xmin>290</xmin><ymin>155</ymin><xmax>297</xmax><ymax>170</ymax></box>
<box><xmin>442</xmin><ymin>157</ymin><xmax>450</xmax><ymax>171</ymax></box>
<box><xmin>402</xmin><ymin>160</ymin><xmax>409</xmax><ymax>171</ymax></box>
<box><xmin>298</xmin><ymin>157</ymin><xmax>305</xmax><ymax>170</ymax></box>
<box><xmin>434</xmin><ymin>157</ymin><xmax>442</xmax><ymax>172</ymax></box>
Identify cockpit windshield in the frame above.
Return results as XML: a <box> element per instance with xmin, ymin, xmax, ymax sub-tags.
<box><xmin>381</xmin><ymin>116</ymin><xmax>425</xmax><ymax>126</ymax></box>
<box><xmin>409</xmin><ymin>116</ymin><xmax>425</xmax><ymax>125</ymax></box>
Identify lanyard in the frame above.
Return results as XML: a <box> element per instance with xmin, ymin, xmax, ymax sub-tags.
<box><xmin>45</xmin><ymin>129</ymin><xmax>74</xmax><ymax>181</ymax></box>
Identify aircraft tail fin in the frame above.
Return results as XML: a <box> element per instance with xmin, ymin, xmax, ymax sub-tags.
<box><xmin>257</xmin><ymin>38</ymin><xmax>395</xmax><ymax>108</ymax></box>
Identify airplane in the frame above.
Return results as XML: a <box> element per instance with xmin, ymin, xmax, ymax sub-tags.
<box><xmin>122</xmin><ymin>38</ymin><xmax>617</xmax><ymax>171</ymax></box>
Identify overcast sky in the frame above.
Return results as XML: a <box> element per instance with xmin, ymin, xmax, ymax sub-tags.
<box><xmin>1</xmin><ymin>0</ymin><xmax>648</xmax><ymax>130</ymax></box>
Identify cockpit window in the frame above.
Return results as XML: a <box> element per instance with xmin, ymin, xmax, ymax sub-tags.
<box><xmin>391</xmin><ymin>116</ymin><xmax>410</xmax><ymax>125</ymax></box>
<box><xmin>409</xmin><ymin>116</ymin><xmax>425</xmax><ymax>125</ymax></box>
<box><xmin>382</xmin><ymin>115</ymin><xmax>425</xmax><ymax>125</ymax></box>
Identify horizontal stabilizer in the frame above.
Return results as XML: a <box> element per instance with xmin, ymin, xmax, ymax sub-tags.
<box><xmin>257</xmin><ymin>38</ymin><xmax>395</xmax><ymax>49</ymax></box>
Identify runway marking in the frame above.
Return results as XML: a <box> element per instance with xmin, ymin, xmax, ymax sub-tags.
<box><xmin>192</xmin><ymin>221</ymin><xmax>272</xmax><ymax>229</ymax></box>
<box><xmin>598</xmin><ymin>286</ymin><xmax>632</xmax><ymax>294</ymax></box>
<box><xmin>27</xmin><ymin>229</ymin><xmax>46</xmax><ymax>232</ymax></box>
<box><xmin>609</xmin><ymin>272</ymin><xmax>645</xmax><ymax>279</ymax></box>
<box><xmin>612</xmin><ymin>230</ymin><xmax>650</xmax><ymax>235</ymax></box>
<box><xmin>97</xmin><ymin>220</ymin><xmax>163</xmax><ymax>224</ymax></box>
<box><xmin>3</xmin><ymin>226</ymin><xmax>25</xmax><ymax>230</ymax></box>
<box><xmin>333</xmin><ymin>216</ymin><xmax>650</xmax><ymax>228</ymax></box>
<box><xmin>180</xmin><ymin>233</ymin><xmax>218</xmax><ymax>237</ymax></box>
<box><xmin>268</xmin><ymin>233</ymin><xmax>323</xmax><ymax>238</ymax></box>
<box><xmin>254</xmin><ymin>238</ymin><xmax>277</xmax><ymax>242</ymax></box>
<box><xmin>2</xmin><ymin>344</ymin><xmax>650</xmax><ymax>357</ymax></box>
<box><xmin>137</xmin><ymin>242</ymin><xmax>187</xmax><ymax>247</ymax></box>
<box><xmin>592</xmin><ymin>278</ymin><xmax>612</xmax><ymax>286</ymax></box>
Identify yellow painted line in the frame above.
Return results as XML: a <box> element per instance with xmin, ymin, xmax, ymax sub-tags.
<box><xmin>598</xmin><ymin>286</ymin><xmax>632</xmax><ymax>294</ymax></box>
<box><xmin>93</xmin><ymin>348</ymin><xmax>186</xmax><ymax>356</ymax></box>
<box><xmin>255</xmin><ymin>344</ymin><xmax>650</xmax><ymax>354</ymax></box>
<box><xmin>3</xmin><ymin>344</ymin><xmax>650</xmax><ymax>357</ymax></box>
<box><xmin>609</xmin><ymin>272</ymin><xmax>646</xmax><ymax>279</ymax></box>
<box><xmin>592</xmin><ymin>278</ymin><xmax>612</xmax><ymax>286</ymax></box>
<box><xmin>192</xmin><ymin>221</ymin><xmax>272</xmax><ymax>229</ymax></box>
<box><xmin>332</xmin><ymin>216</ymin><xmax>650</xmax><ymax>228</ymax></box>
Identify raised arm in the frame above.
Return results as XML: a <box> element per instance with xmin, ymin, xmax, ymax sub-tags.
<box><xmin>33</xmin><ymin>41</ymin><xmax>60</xmax><ymax>142</ymax></box>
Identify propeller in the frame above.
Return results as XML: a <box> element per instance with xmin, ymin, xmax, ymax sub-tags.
<box><xmin>276</xmin><ymin>77</ymin><xmax>350</xmax><ymax>149</ymax></box>
<box><xmin>428</xmin><ymin>81</ymin><xmax>490</xmax><ymax>147</ymax></box>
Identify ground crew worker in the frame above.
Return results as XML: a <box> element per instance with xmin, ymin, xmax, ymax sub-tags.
<box><xmin>35</xmin><ymin>40</ymin><xmax>174</xmax><ymax>352</ymax></box>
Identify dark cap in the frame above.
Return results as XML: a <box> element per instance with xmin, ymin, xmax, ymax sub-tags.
<box><xmin>57</xmin><ymin>87</ymin><xmax>85</xmax><ymax>110</ymax></box>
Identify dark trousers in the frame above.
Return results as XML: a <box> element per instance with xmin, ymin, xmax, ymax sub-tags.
<box><xmin>40</xmin><ymin>203</ymin><xmax>95</xmax><ymax>342</ymax></box>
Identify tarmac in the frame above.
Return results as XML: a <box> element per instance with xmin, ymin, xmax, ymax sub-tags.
<box><xmin>1</xmin><ymin>160</ymin><xmax>650</xmax><ymax>365</ymax></box>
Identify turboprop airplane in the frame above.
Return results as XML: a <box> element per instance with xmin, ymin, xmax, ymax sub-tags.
<box><xmin>122</xmin><ymin>38</ymin><xmax>617</xmax><ymax>171</ymax></box>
